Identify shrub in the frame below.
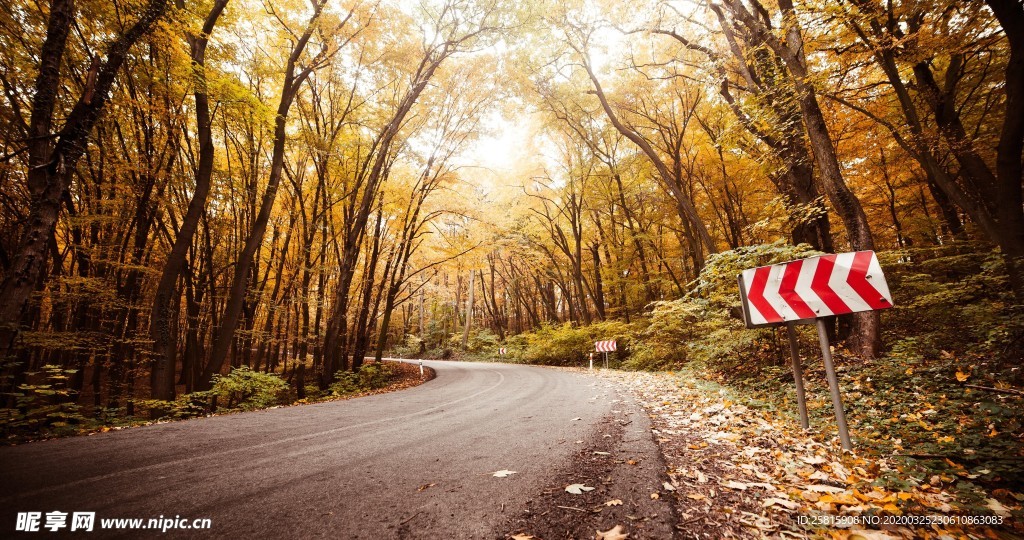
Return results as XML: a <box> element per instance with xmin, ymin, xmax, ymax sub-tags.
<box><xmin>467</xmin><ymin>328</ymin><xmax>499</xmax><ymax>353</ymax></box>
<box><xmin>878</xmin><ymin>244</ymin><xmax>1023</xmax><ymax>368</ymax></box>
<box><xmin>0</xmin><ymin>364</ymin><xmax>85</xmax><ymax>438</ymax></box>
<box><xmin>499</xmin><ymin>333</ymin><xmax>530</xmax><ymax>363</ymax></box>
<box><xmin>328</xmin><ymin>363</ymin><xmax>396</xmax><ymax>396</ymax></box>
<box><xmin>518</xmin><ymin>320</ymin><xmax>636</xmax><ymax>367</ymax></box>
<box><xmin>208</xmin><ymin>366</ymin><xmax>289</xmax><ymax>411</ymax></box>
<box><xmin>421</xmin><ymin>318</ymin><xmax>452</xmax><ymax>351</ymax></box>
<box><xmin>625</xmin><ymin>241</ymin><xmax>822</xmax><ymax>372</ymax></box>
<box><xmin>392</xmin><ymin>334</ymin><xmax>425</xmax><ymax>357</ymax></box>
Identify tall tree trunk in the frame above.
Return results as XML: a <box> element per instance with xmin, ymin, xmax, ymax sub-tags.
<box><xmin>984</xmin><ymin>0</ymin><xmax>1024</xmax><ymax>300</ymax></box>
<box><xmin>150</xmin><ymin>0</ymin><xmax>228</xmax><ymax>403</ymax></box>
<box><xmin>581</xmin><ymin>59</ymin><xmax>717</xmax><ymax>262</ymax></box>
<box><xmin>199</xmin><ymin>2</ymin><xmax>328</xmax><ymax>390</ymax></box>
<box><xmin>0</xmin><ymin>0</ymin><xmax>170</xmax><ymax>366</ymax></box>
<box><xmin>776</xmin><ymin>0</ymin><xmax>879</xmax><ymax>357</ymax></box>
<box><xmin>322</xmin><ymin>42</ymin><xmax>458</xmax><ymax>384</ymax></box>
<box><xmin>461</xmin><ymin>269</ymin><xmax>474</xmax><ymax>349</ymax></box>
<box><xmin>590</xmin><ymin>243</ymin><xmax>606</xmax><ymax>320</ymax></box>
<box><xmin>847</xmin><ymin>0</ymin><xmax>1023</xmax><ymax>295</ymax></box>
<box><xmin>720</xmin><ymin>0</ymin><xmax>879</xmax><ymax>356</ymax></box>
<box><xmin>351</xmin><ymin>204</ymin><xmax>386</xmax><ymax>370</ymax></box>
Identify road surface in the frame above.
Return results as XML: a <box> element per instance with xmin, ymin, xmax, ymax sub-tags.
<box><xmin>2</xmin><ymin>361</ymin><xmax>672</xmax><ymax>538</ymax></box>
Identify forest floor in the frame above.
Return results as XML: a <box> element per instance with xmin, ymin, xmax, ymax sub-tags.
<box><xmin>501</xmin><ymin>378</ymin><xmax>677</xmax><ymax>540</ymax></box>
<box><xmin>583</xmin><ymin>368</ymin><xmax>1022</xmax><ymax>540</ymax></box>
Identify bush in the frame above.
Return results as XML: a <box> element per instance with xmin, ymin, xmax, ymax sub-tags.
<box><xmin>392</xmin><ymin>334</ymin><xmax>425</xmax><ymax>357</ymax></box>
<box><xmin>328</xmin><ymin>363</ymin><xmax>396</xmax><ymax>396</ymax></box>
<box><xmin>0</xmin><ymin>364</ymin><xmax>85</xmax><ymax>438</ymax></box>
<box><xmin>208</xmin><ymin>366</ymin><xmax>289</xmax><ymax>411</ymax></box>
<box><xmin>500</xmin><ymin>333</ymin><xmax>530</xmax><ymax>363</ymax></box>
<box><xmin>625</xmin><ymin>241</ymin><xmax>822</xmax><ymax>372</ymax></box>
<box><xmin>518</xmin><ymin>320</ymin><xmax>636</xmax><ymax>367</ymax></box>
<box><xmin>522</xmin><ymin>323</ymin><xmax>591</xmax><ymax>366</ymax></box>
<box><xmin>421</xmin><ymin>318</ymin><xmax>452</xmax><ymax>351</ymax></box>
<box><xmin>878</xmin><ymin>244</ymin><xmax>1023</xmax><ymax>368</ymax></box>
<box><xmin>467</xmin><ymin>328</ymin><xmax>499</xmax><ymax>353</ymax></box>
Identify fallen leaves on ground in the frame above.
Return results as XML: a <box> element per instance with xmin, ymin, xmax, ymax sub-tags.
<box><xmin>595</xmin><ymin>524</ymin><xmax>629</xmax><ymax>540</ymax></box>
<box><xmin>492</xmin><ymin>469</ymin><xmax>517</xmax><ymax>478</ymax></box>
<box><xmin>509</xmin><ymin>534</ymin><xmax>535</xmax><ymax>540</ymax></box>
<box><xmin>566</xmin><ymin>483</ymin><xmax>596</xmax><ymax>495</ymax></box>
<box><xmin>591</xmin><ymin>369</ymin><xmax>1022</xmax><ymax>538</ymax></box>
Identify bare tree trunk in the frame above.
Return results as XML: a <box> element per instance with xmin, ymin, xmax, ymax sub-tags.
<box><xmin>0</xmin><ymin>0</ymin><xmax>170</xmax><ymax>369</ymax></box>
<box><xmin>199</xmin><ymin>1</ymin><xmax>331</xmax><ymax>390</ymax></box>
<box><xmin>150</xmin><ymin>0</ymin><xmax>228</xmax><ymax>403</ymax></box>
<box><xmin>461</xmin><ymin>270</ymin><xmax>474</xmax><ymax>349</ymax></box>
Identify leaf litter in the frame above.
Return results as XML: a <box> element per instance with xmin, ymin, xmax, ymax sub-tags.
<box><xmin>502</xmin><ymin>403</ymin><xmax>675</xmax><ymax>539</ymax></box>
<box><xmin>595</xmin><ymin>524</ymin><xmax>630</xmax><ymax>539</ymax></box>
<box><xmin>591</xmin><ymin>369</ymin><xmax>1022</xmax><ymax>538</ymax></box>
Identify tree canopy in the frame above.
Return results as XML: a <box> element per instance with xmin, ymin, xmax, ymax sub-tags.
<box><xmin>0</xmin><ymin>0</ymin><xmax>1020</xmax><ymax>428</ymax></box>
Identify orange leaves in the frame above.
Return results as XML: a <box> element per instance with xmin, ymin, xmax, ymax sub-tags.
<box><xmin>591</xmin><ymin>368</ymin><xmax>1024</xmax><ymax>537</ymax></box>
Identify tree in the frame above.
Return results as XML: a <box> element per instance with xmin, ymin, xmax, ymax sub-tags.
<box><xmin>565</xmin><ymin>26</ymin><xmax>718</xmax><ymax>268</ymax></box>
<box><xmin>708</xmin><ymin>0</ymin><xmax>882</xmax><ymax>357</ymax></box>
<box><xmin>839</xmin><ymin>0</ymin><xmax>1024</xmax><ymax>300</ymax></box>
<box><xmin>198</xmin><ymin>0</ymin><xmax>358</xmax><ymax>390</ymax></box>
<box><xmin>149</xmin><ymin>0</ymin><xmax>229</xmax><ymax>403</ymax></box>
<box><xmin>320</xmin><ymin>0</ymin><xmax>507</xmax><ymax>383</ymax></box>
<box><xmin>0</xmin><ymin>0</ymin><xmax>171</xmax><ymax>383</ymax></box>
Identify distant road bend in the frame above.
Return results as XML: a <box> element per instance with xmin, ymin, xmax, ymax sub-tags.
<box><xmin>2</xmin><ymin>361</ymin><xmax>670</xmax><ymax>538</ymax></box>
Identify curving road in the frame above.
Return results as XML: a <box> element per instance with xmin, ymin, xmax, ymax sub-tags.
<box><xmin>1</xmin><ymin>361</ymin><xmax>670</xmax><ymax>538</ymax></box>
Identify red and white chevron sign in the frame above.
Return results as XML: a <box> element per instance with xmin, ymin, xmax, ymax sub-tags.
<box><xmin>499</xmin><ymin>347</ymin><xmax>507</xmax><ymax>355</ymax></box>
<box><xmin>739</xmin><ymin>251</ymin><xmax>893</xmax><ymax>328</ymax></box>
<box><xmin>595</xmin><ymin>340</ymin><xmax>617</xmax><ymax>352</ymax></box>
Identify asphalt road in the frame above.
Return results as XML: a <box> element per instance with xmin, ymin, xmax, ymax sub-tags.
<box><xmin>1</xmin><ymin>361</ymin><xmax>670</xmax><ymax>538</ymax></box>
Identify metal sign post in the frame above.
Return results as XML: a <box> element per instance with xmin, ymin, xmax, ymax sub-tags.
<box><xmin>737</xmin><ymin>251</ymin><xmax>893</xmax><ymax>451</ymax></box>
<box><xmin>785</xmin><ymin>322</ymin><xmax>810</xmax><ymax>429</ymax></box>
<box><xmin>815</xmin><ymin>319</ymin><xmax>852</xmax><ymax>450</ymax></box>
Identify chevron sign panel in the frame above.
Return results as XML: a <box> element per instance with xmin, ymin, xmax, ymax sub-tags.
<box><xmin>738</xmin><ymin>251</ymin><xmax>893</xmax><ymax>328</ymax></box>
<box><xmin>595</xmin><ymin>340</ymin><xmax>617</xmax><ymax>352</ymax></box>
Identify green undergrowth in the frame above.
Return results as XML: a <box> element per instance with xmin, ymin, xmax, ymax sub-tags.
<box><xmin>1</xmin><ymin>362</ymin><xmax>405</xmax><ymax>444</ymax></box>
<box><xmin>500</xmin><ymin>242</ymin><xmax>1023</xmax><ymax>500</ymax></box>
<box><xmin>681</xmin><ymin>243</ymin><xmax>1024</xmax><ymax>494</ymax></box>
<box><xmin>670</xmin><ymin>352</ymin><xmax>1022</xmax><ymax>513</ymax></box>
